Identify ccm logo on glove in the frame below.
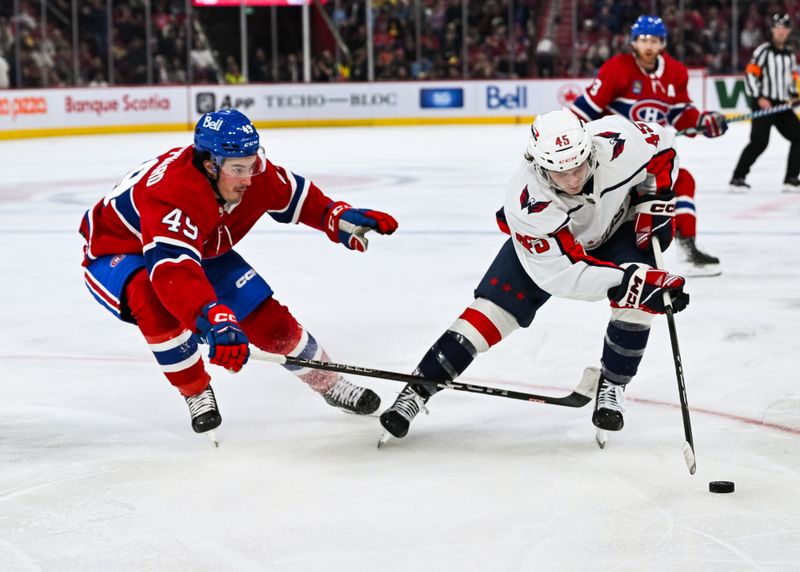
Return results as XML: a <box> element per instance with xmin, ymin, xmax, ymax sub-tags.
<box><xmin>609</xmin><ymin>264</ymin><xmax>690</xmax><ymax>315</ymax></box>
<box><xmin>196</xmin><ymin>302</ymin><xmax>250</xmax><ymax>372</ymax></box>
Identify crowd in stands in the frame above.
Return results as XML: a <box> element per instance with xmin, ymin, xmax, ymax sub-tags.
<box><xmin>325</xmin><ymin>0</ymin><xmax>535</xmax><ymax>81</ymax></box>
<box><xmin>0</xmin><ymin>0</ymin><xmax>798</xmax><ymax>89</ymax></box>
<box><xmin>570</xmin><ymin>0</ymin><xmax>726</xmax><ymax>77</ymax></box>
<box><xmin>570</xmin><ymin>1</ymin><xmax>800</xmax><ymax>78</ymax></box>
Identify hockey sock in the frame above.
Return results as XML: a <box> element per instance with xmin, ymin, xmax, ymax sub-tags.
<box><xmin>242</xmin><ymin>297</ymin><xmax>340</xmax><ymax>394</ymax></box>
<box><xmin>414</xmin><ymin>330</ymin><xmax>477</xmax><ymax>397</ymax></box>
<box><xmin>281</xmin><ymin>329</ymin><xmax>341</xmax><ymax>394</ymax></box>
<box><xmin>600</xmin><ymin>320</ymin><xmax>651</xmax><ymax>385</ymax></box>
<box><xmin>674</xmin><ymin>168</ymin><xmax>697</xmax><ymax>238</ymax></box>
<box><xmin>126</xmin><ymin>269</ymin><xmax>210</xmax><ymax>397</ymax></box>
<box><xmin>145</xmin><ymin>327</ymin><xmax>210</xmax><ymax>397</ymax></box>
<box><xmin>415</xmin><ymin>298</ymin><xmax>519</xmax><ymax>397</ymax></box>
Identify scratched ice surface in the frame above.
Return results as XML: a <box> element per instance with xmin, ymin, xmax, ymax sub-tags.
<box><xmin>1</xmin><ymin>123</ymin><xmax>799</xmax><ymax>571</ymax></box>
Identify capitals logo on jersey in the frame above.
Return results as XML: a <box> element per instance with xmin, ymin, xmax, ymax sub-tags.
<box><xmin>520</xmin><ymin>185</ymin><xmax>550</xmax><ymax>214</ymax></box>
<box><xmin>596</xmin><ymin>132</ymin><xmax>626</xmax><ymax>161</ymax></box>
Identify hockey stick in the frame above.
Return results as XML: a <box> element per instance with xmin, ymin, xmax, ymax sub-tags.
<box><xmin>652</xmin><ymin>236</ymin><xmax>697</xmax><ymax>475</ymax></box>
<box><xmin>678</xmin><ymin>99</ymin><xmax>800</xmax><ymax>136</ymax></box>
<box><xmin>250</xmin><ymin>348</ymin><xmax>599</xmax><ymax>407</ymax></box>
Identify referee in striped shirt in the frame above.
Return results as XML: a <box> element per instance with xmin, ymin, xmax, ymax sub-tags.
<box><xmin>731</xmin><ymin>14</ymin><xmax>800</xmax><ymax>193</ymax></box>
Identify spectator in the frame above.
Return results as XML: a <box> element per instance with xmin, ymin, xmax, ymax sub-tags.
<box><xmin>249</xmin><ymin>47</ymin><xmax>270</xmax><ymax>83</ymax></box>
<box><xmin>535</xmin><ymin>36</ymin><xmax>558</xmax><ymax>77</ymax></box>
<box><xmin>88</xmin><ymin>71</ymin><xmax>108</xmax><ymax>87</ymax></box>
<box><xmin>0</xmin><ymin>53</ymin><xmax>9</xmax><ymax>88</ymax></box>
<box><xmin>223</xmin><ymin>55</ymin><xmax>245</xmax><ymax>84</ymax></box>
<box><xmin>740</xmin><ymin>18</ymin><xmax>763</xmax><ymax>52</ymax></box>
<box><xmin>190</xmin><ymin>37</ymin><xmax>217</xmax><ymax>84</ymax></box>
<box><xmin>312</xmin><ymin>50</ymin><xmax>336</xmax><ymax>82</ymax></box>
<box><xmin>283</xmin><ymin>52</ymin><xmax>301</xmax><ymax>83</ymax></box>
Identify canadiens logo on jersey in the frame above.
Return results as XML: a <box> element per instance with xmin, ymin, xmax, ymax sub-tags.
<box><xmin>628</xmin><ymin>99</ymin><xmax>670</xmax><ymax>125</ymax></box>
<box><xmin>519</xmin><ymin>185</ymin><xmax>551</xmax><ymax>214</ymax></box>
<box><xmin>596</xmin><ymin>132</ymin><xmax>626</xmax><ymax>161</ymax></box>
<box><xmin>570</xmin><ymin>53</ymin><xmax>697</xmax><ymax>132</ymax></box>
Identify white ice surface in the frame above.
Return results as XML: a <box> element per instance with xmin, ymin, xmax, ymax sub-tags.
<box><xmin>1</xmin><ymin>122</ymin><xmax>799</xmax><ymax>571</ymax></box>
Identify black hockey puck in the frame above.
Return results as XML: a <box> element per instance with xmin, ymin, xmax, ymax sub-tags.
<box><xmin>709</xmin><ymin>481</ymin><xmax>735</xmax><ymax>494</ymax></box>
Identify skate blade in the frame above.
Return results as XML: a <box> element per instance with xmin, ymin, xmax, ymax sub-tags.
<box><xmin>206</xmin><ymin>430</ymin><xmax>219</xmax><ymax>448</ymax></box>
<box><xmin>377</xmin><ymin>431</ymin><xmax>392</xmax><ymax>449</ymax></box>
<box><xmin>595</xmin><ymin>429</ymin><xmax>608</xmax><ymax>449</ymax></box>
<box><xmin>683</xmin><ymin>266</ymin><xmax>721</xmax><ymax>278</ymax></box>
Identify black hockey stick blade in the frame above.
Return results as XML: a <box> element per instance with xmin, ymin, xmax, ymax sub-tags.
<box><xmin>251</xmin><ymin>349</ymin><xmax>599</xmax><ymax>408</ymax></box>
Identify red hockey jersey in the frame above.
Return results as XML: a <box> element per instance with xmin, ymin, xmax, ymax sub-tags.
<box><xmin>79</xmin><ymin>145</ymin><xmax>334</xmax><ymax>328</ymax></box>
<box><xmin>570</xmin><ymin>53</ymin><xmax>700</xmax><ymax>131</ymax></box>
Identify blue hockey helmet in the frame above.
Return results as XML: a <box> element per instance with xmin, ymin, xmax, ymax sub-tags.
<box><xmin>630</xmin><ymin>15</ymin><xmax>667</xmax><ymax>43</ymax></box>
<box><xmin>194</xmin><ymin>108</ymin><xmax>260</xmax><ymax>159</ymax></box>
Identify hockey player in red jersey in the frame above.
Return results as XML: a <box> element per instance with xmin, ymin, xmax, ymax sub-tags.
<box><xmin>570</xmin><ymin>15</ymin><xmax>726</xmax><ymax>277</ymax></box>
<box><xmin>379</xmin><ymin>109</ymin><xmax>689</xmax><ymax>446</ymax></box>
<box><xmin>79</xmin><ymin>108</ymin><xmax>398</xmax><ymax>438</ymax></box>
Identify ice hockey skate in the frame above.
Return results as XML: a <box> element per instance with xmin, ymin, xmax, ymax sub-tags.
<box><xmin>377</xmin><ymin>384</ymin><xmax>430</xmax><ymax>447</ymax></box>
<box><xmin>185</xmin><ymin>385</ymin><xmax>222</xmax><ymax>447</ymax></box>
<box><xmin>729</xmin><ymin>177</ymin><xmax>751</xmax><ymax>193</ymax></box>
<box><xmin>676</xmin><ymin>234</ymin><xmax>721</xmax><ymax>277</ymax></box>
<box><xmin>323</xmin><ymin>377</ymin><xmax>381</xmax><ymax>415</ymax></box>
<box><xmin>782</xmin><ymin>177</ymin><xmax>800</xmax><ymax>192</ymax></box>
<box><xmin>593</xmin><ymin>377</ymin><xmax>625</xmax><ymax>449</ymax></box>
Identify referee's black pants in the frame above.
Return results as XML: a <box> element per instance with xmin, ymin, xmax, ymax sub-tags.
<box><xmin>733</xmin><ymin>107</ymin><xmax>800</xmax><ymax>181</ymax></box>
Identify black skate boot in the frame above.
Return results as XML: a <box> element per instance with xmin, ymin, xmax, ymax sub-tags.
<box><xmin>782</xmin><ymin>177</ymin><xmax>800</xmax><ymax>193</ymax></box>
<box><xmin>185</xmin><ymin>386</ymin><xmax>222</xmax><ymax>445</ymax></box>
<box><xmin>592</xmin><ymin>377</ymin><xmax>625</xmax><ymax>432</ymax></box>
<box><xmin>677</xmin><ymin>234</ymin><xmax>721</xmax><ymax>277</ymax></box>
<box><xmin>729</xmin><ymin>177</ymin><xmax>750</xmax><ymax>193</ymax></box>
<box><xmin>323</xmin><ymin>377</ymin><xmax>381</xmax><ymax>415</ymax></box>
<box><xmin>378</xmin><ymin>384</ymin><xmax>430</xmax><ymax>446</ymax></box>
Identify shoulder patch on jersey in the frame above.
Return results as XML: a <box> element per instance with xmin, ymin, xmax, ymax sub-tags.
<box><xmin>596</xmin><ymin>131</ymin><xmax>626</xmax><ymax>161</ymax></box>
<box><xmin>519</xmin><ymin>185</ymin><xmax>551</xmax><ymax>214</ymax></box>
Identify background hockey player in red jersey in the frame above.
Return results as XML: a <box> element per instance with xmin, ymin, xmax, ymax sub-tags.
<box><xmin>570</xmin><ymin>15</ymin><xmax>726</xmax><ymax>277</ymax></box>
<box><xmin>379</xmin><ymin>109</ymin><xmax>689</xmax><ymax>446</ymax></box>
<box><xmin>79</xmin><ymin>108</ymin><xmax>398</xmax><ymax>438</ymax></box>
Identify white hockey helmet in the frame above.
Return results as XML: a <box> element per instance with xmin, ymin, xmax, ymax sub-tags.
<box><xmin>527</xmin><ymin>108</ymin><xmax>594</xmax><ymax>173</ymax></box>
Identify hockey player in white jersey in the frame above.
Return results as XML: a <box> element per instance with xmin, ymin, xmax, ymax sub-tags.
<box><xmin>379</xmin><ymin>109</ymin><xmax>690</xmax><ymax>443</ymax></box>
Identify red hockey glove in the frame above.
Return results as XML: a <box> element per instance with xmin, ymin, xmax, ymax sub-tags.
<box><xmin>324</xmin><ymin>201</ymin><xmax>398</xmax><ymax>252</ymax></box>
<box><xmin>633</xmin><ymin>190</ymin><xmax>676</xmax><ymax>251</ymax></box>
<box><xmin>697</xmin><ymin>111</ymin><xmax>728</xmax><ymax>138</ymax></box>
<box><xmin>608</xmin><ymin>264</ymin><xmax>690</xmax><ymax>315</ymax></box>
<box><xmin>196</xmin><ymin>302</ymin><xmax>249</xmax><ymax>372</ymax></box>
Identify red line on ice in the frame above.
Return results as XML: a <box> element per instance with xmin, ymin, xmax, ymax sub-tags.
<box><xmin>467</xmin><ymin>377</ymin><xmax>800</xmax><ymax>436</ymax></box>
<box><xmin>2</xmin><ymin>357</ymin><xmax>799</xmax><ymax>436</ymax></box>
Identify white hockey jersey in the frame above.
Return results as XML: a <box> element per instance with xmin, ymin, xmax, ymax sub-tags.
<box><xmin>504</xmin><ymin>115</ymin><xmax>678</xmax><ymax>301</ymax></box>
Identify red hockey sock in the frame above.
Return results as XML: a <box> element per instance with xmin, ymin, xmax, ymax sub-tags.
<box><xmin>674</xmin><ymin>168</ymin><xmax>696</xmax><ymax>238</ymax></box>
